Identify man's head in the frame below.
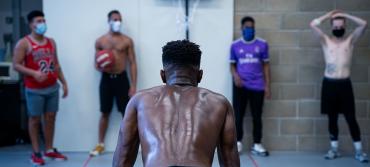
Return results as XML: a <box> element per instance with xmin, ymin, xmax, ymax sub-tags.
<box><xmin>161</xmin><ymin>40</ymin><xmax>202</xmax><ymax>85</ymax></box>
<box><xmin>108</xmin><ymin>10</ymin><xmax>122</xmax><ymax>33</ymax></box>
<box><xmin>241</xmin><ymin>16</ymin><xmax>255</xmax><ymax>41</ymax></box>
<box><xmin>331</xmin><ymin>16</ymin><xmax>346</xmax><ymax>38</ymax></box>
<box><xmin>27</xmin><ymin>10</ymin><xmax>47</xmax><ymax>35</ymax></box>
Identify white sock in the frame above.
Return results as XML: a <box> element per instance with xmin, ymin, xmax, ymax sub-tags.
<box><xmin>253</xmin><ymin>143</ymin><xmax>266</xmax><ymax>152</ymax></box>
<box><xmin>354</xmin><ymin>141</ymin><xmax>362</xmax><ymax>153</ymax></box>
<box><xmin>98</xmin><ymin>143</ymin><xmax>105</xmax><ymax>147</ymax></box>
<box><xmin>254</xmin><ymin>143</ymin><xmax>261</xmax><ymax>147</ymax></box>
<box><xmin>331</xmin><ymin>141</ymin><xmax>338</xmax><ymax>151</ymax></box>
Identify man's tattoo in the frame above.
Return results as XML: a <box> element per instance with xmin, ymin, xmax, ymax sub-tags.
<box><xmin>326</xmin><ymin>63</ymin><xmax>336</xmax><ymax>75</ymax></box>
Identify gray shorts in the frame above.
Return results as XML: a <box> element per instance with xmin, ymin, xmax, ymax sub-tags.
<box><xmin>25</xmin><ymin>83</ymin><xmax>60</xmax><ymax>117</ymax></box>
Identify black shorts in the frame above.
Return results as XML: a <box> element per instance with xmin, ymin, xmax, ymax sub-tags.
<box><xmin>321</xmin><ymin>77</ymin><xmax>355</xmax><ymax>114</ymax></box>
<box><xmin>99</xmin><ymin>71</ymin><xmax>130</xmax><ymax>114</ymax></box>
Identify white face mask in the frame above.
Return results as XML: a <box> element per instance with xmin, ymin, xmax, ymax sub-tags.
<box><xmin>109</xmin><ymin>21</ymin><xmax>121</xmax><ymax>33</ymax></box>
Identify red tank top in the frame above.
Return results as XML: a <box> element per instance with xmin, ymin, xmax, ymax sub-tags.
<box><xmin>24</xmin><ymin>36</ymin><xmax>58</xmax><ymax>89</ymax></box>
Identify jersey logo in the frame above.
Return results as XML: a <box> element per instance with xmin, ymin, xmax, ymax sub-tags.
<box><xmin>255</xmin><ymin>46</ymin><xmax>260</xmax><ymax>53</ymax></box>
<box><xmin>245</xmin><ymin>53</ymin><xmax>253</xmax><ymax>58</ymax></box>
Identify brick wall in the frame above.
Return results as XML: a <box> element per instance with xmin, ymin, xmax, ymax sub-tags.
<box><xmin>234</xmin><ymin>0</ymin><xmax>370</xmax><ymax>152</ymax></box>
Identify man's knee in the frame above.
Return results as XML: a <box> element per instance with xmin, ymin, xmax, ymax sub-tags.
<box><xmin>29</xmin><ymin>116</ymin><xmax>42</xmax><ymax>126</ymax></box>
<box><xmin>44</xmin><ymin>112</ymin><xmax>57</xmax><ymax>122</ymax></box>
<box><xmin>101</xmin><ymin>112</ymin><xmax>110</xmax><ymax>119</ymax></box>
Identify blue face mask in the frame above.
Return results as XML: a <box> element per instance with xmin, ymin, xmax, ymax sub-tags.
<box><xmin>35</xmin><ymin>23</ymin><xmax>47</xmax><ymax>35</ymax></box>
<box><xmin>242</xmin><ymin>27</ymin><xmax>255</xmax><ymax>41</ymax></box>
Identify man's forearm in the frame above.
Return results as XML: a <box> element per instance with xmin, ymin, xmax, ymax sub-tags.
<box><xmin>55</xmin><ymin>64</ymin><xmax>67</xmax><ymax>84</ymax></box>
<box><xmin>263</xmin><ymin>64</ymin><xmax>271</xmax><ymax>88</ymax></box>
<box><xmin>58</xmin><ymin>70</ymin><xmax>67</xmax><ymax>85</ymax></box>
<box><xmin>14</xmin><ymin>64</ymin><xmax>36</xmax><ymax>77</ymax></box>
<box><xmin>230</xmin><ymin>64</ymin><xmax>239</xmax><ymax>78</ymax></box>
<box><xmin>312</xmin><ymin>12</ymin><xmax>333</xmax><ymax>28</ymax></box>
<box><xmin>344</xmin><ymin>13</ymin><xmax>367</xmax><ymax>27</ymax></box>
<box><xmin>129</xmin><ymin>63</ymin><xmax>137</xmax><ymax>87</ymax></box>
<box><xmin>113</xmin><ymin>134</ymin><xmax>139</xmax><ymax>167</ymax></box>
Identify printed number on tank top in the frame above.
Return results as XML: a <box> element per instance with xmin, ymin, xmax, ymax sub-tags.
<box><xmin>39</xmin><ymin>60</ymin><xmax>55</xmax><ymax>74</ymax></box>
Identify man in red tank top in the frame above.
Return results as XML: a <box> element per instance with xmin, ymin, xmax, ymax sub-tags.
<box><xmin>13</xmin><ymin>10</ymin><xmax>68</xmax><ymax>166</ymax></box>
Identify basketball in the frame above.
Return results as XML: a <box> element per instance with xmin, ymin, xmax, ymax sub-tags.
<box><xmin>95</xmin><ymin>50</ymin><xmax>115</xmax><ymax>71</ymax></box>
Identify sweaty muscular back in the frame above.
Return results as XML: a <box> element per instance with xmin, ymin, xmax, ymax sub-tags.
<box><xmin>113</xmin><ymin>85</ymin><xmax>240</xmax><ymax>167</ymax></box>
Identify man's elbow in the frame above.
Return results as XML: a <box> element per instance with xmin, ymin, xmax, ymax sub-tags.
<box><xmin>309</xmin><ymin>21</ymin><xmax>318</xmax><ymax>29</ymax></box>
<box><xmin>309</xmin><ymin>21</ymin><xmax>314</xmax><ymax>28</ymax></box>
<box><xmin>130</xmin><ymin>61</ymin><xmax>137</xmax><ymax>68</ymax></box>
<box><xmin>12</xmin><ymin>63</ymin><xmax>17</xmax><ymax>71</ymax></box>
<box><xmin>12</xmin><ymin>63</ymin><xmax>21</xmax><ymax>72</ymax></box>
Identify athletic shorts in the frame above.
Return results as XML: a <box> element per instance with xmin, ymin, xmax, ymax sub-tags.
<box><xmin>25</xmin><ymin>83</ymin><xmax>60</xmax><ymax>117</ymax></box>
<box><xmin>99</xmin><ymin>71</ymin><xmax>130</xmax><ymax>114</ymax></box>
<box><xmin>321</xmin><ymin>77</ymin><xmax>355</xmax><ymax>115</ymax></box>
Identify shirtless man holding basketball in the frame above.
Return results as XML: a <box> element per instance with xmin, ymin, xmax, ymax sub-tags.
<box><xmin>90</xmin><ymin>10</ymin><xmax>137</xmax><ymax>156</ymax></box>
<box><xmin>113</xmin><ymin>40</ymin><xmax>240</xmax><ymax>167</ymax></box>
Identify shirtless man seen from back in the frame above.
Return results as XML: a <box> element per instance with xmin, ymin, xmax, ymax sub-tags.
<box><xmin>113</xmin><ymin>40</ymin><xmax>240</xmax><ymax>167</ymax></box>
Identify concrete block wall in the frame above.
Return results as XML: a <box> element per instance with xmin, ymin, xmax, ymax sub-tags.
<box><xmin>234</xmin><ymin>0</ymin><xmax>370</xmax><ymax>152</ymax></box>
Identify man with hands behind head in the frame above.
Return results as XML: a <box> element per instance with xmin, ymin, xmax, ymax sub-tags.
<box><xmin>310</xmin><ymin>10</ymin><xmax>368</xmax><ymax>163</ymax></box>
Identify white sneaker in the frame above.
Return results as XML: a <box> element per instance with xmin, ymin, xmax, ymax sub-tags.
<box><xmin>251</xmin><ymin>144</ymin><xmax>269</xmax><ymax>157</ymax></box>
<box><xmin>355</xmin><ymin>152</ymin><xmax>369</xmax><ymax>163</ymax></box>
<box><xmin>90</xmin><ymin>143</ymin><xmax>105</xmax><ymax>156</ymax></box>
<box><xmin>324</xmin><ymin>149</ymin><xmax>340</xmax><ymax>160</ymax></box>
<box><xmin>237</xmin><ymin>141</ymin><xmax>243</xmax><ymax>153</ymax></box>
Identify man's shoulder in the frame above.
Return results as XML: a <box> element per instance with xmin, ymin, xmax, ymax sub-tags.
<box><xmin>96</xmin><ymin>34</ymin><xmax>107</xmax><ymax>43</ymax></box>
<box><xmin>132</xmin><ymin>86</ymin><xmax>164</xmax><ymax>99</ymax></box>
<box><xmin>231</xmin><ymin>38</ymin><xmax>243</xmax><ymax>46</ymax></box>
<box><xmin>45</xmin><ymin>36</ymin><xmax>57</xmax><ymax>46</ymax></box>
<box><xmin>17</xmin><ymin>37</ymin><xmax>28</xmax><ymax>45</ymax></box>
<box><xmin>119</xmin><ymin>34</ymin><xmax>134</xmax><ymax>46</ymax></box>
<box><xmin>197</xmin><ymin>87</ymin><xmax>229</xmax><ymax>103</ymax></box>
<box><xmin>120</xmin><ymin>33</ymin><xmax>132</xmax><ymax>40</ymax></box>
<box><xmin>255</xmin><ymin>37</ymin><xmax>268</xmax><ymax>45</ymax></box>
<box><xmin>16</xmin><ymin>36</ymin><xmax>31</xmax><ymax>49</ymax></box>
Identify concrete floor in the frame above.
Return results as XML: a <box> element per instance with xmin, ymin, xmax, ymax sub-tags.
<box><xmin>0</xmin><ymin>145</ymin><xmax>368</xmax><ymax>167</ymax></box>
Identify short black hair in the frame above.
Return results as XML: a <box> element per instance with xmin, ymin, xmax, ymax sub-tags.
<box><xmin>331</xmin><ymin>16</ymin><xmax>346</xmax><ymax>25</ymax></box>
<box><xmin>27</xmin><ymin>10</ymin><xmax>44</xmax><ymax>23</ymax></box>
<box><xmin>108</xmin><ymin>10</ymin><xmax>121</xmax><ymax>20</ymax></box>
<box><xmin>162</xmin><ymin>40</ymin><xmax>201</xmax><ymax>68</ymax></box>
<box><xmin>241</xmin><ymin>16</ymin><xmax>255</xmax><ymax>27</ymax></box>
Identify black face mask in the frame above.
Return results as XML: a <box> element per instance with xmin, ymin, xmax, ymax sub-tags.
<box><xmin>332</xmin><ymin>28</ymin><xmax>345</xmax><ymax>38</ymax></box>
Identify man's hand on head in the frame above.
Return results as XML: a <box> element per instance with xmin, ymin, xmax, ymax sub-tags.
<box><xmin>329</xmin><ymin>9</ymin><xmax>342</xmax><ymax>16</ymax></box>
<box><xmin>332</xmin><ymin>12</ymin><xmax>346</xmax><ymax>19</ymax></box>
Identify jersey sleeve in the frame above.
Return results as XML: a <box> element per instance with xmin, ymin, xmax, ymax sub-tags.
<box><xmin>261</xmin><ymin>42</ymin><xmax>269</xmax><ymax>63</ymax></box>
<box><xmin>229</xmin><ymin>45</ymin><xmax>237</xmax><ymax>63</ymax></box>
